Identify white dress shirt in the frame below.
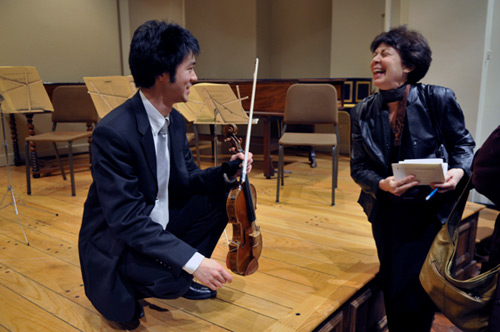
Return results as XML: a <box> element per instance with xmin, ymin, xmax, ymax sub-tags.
<box><xmin>140</xmin><ymin>91</ymin><xmax>203</xmax><ymax>274</ymax></box>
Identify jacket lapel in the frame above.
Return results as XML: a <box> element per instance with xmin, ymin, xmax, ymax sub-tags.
<box><xmin>361</xmin><ymin>95</ymin><xmax>391</xmax><ymax>170</ymax></box>
<box><xmin>167</xmin><ymin>110</ymin><xmax>185</xmax><ymax>187</ymax></box>
<box><xmin>131</xmin><ymin>92</ymin><xmax>157</xmax><ymax>179</ymax></box>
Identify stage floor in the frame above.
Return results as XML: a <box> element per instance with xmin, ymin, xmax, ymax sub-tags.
<box><xmin>0</xmin><ymin>150</ymin><xmax>488</xmax><ymax>331</ymax></box>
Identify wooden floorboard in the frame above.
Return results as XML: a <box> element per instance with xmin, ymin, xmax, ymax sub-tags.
<box><xmin>0</xmin><ymin>150</ymin><xmax>491</xmax><ymax>331</ymax></box>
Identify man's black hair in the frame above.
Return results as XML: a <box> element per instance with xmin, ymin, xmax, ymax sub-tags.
<box><xmin>129</xmin><ymin>20</ymin><xmax>200</xmax><ymax>88</ymax></box>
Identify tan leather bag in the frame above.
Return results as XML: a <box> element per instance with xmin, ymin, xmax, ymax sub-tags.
<box><xmin>420</xmin><ymin>179</ymin><xmax>500</xmax><ymax>332</ymax></box>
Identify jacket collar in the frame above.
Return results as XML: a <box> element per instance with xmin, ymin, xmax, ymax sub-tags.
<box><xmin>129</xmin><ymin>91</ymin><xmax>157</xmax><ymax>178</ymax></box>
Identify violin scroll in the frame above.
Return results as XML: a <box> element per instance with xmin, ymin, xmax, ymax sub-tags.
<box><xmin>224</xmin><ymin>124</ymin><xmax>243</xmax><ymax>154</ymax></box>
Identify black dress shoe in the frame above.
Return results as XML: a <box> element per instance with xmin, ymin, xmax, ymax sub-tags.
<box><xmin>106</xmin><ymin>306</ymin><xmax>144</xmax><ymax>330</ymax></box>
<box><xmin>182</xmin><ymin>281</ymin><xmax>217</xmax><ymax>300</ymax></box>
<box><xmin>108</xmin><ymin>319</ymin><xmax>140</xmax><ymax>330</ymax></box>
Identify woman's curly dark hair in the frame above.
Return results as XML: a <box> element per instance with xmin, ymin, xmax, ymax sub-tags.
<box><xmin>129</xmin><ymin>20</ymin><xmax>200</xmax><ymax>88</ymax></box>
<box><xmin>370</xmin><ymin>25</ymin><xmax>432</xmax><ymax>83</ymax></box>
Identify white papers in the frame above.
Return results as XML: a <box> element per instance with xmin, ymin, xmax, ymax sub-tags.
<box><xmin>392</xmin><ymin>158</ymin><xmax>448</xmax><ymax>185</ymax></box>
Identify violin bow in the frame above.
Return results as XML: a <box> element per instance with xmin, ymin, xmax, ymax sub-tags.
<box><xmin>241</xmin><ymin>58</ymin><xmax>259</xmax><ymax>184</ymax></box>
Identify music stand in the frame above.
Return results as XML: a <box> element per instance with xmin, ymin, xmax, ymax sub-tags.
<box><xmin>83</xmin><ymin>75</ymin><xmax>137</xmax><ymax>118</ymax></box>
<box><xmin>0</xmin><ymin>66</ymin><xmax>56</xmax><ymax>245</ymax></box>
<box><xmin>174</xmin><ymin>83</ymin><xmax>255</xmax><ymax>165</ymax></box>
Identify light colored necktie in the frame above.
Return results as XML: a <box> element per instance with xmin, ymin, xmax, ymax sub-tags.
<box><xmin>150</xmin><ymin>118</ymin><xmax>170</xmax><ymax>229</ymax></box>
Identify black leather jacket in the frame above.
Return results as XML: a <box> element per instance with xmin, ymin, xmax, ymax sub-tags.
<box><xmin>350</xmin><ymin>83</ymin><xmax>475</xmax><ymax>223</ymax></box>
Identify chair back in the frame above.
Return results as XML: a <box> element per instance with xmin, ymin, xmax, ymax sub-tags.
<box><xmin>51</xmin><ymin>85</ymin><xmax>98</xmax><ymax>123</ymax></box>
<box><xmin>284</xmin><ymin>83</ymin><xmax>338</xmax><ymax>125</ymax></box>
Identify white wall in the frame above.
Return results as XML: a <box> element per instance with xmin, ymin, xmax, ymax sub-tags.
<box><xmin>396</xmin><ymin>0</ymin><xmax>500</xmax><ymax>205</ymax></box>
<box><xmin>476</xmin><ymin>0</ymin><xmax>500</xmax><ymax>148</ymax></box>
<box><xmin>472</xmin><ymin>0</ymin><xmax>500</xmax><ymax>204</ymax></box>
<box><xmin>401</xmin><ymin>0</ymin><xmax>489</xmax><ymax>140</ymax></box>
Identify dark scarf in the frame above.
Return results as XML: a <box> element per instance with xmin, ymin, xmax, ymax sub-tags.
<box><xmin>380</xmin><ymin>84</ymin><xmax>409</xmax><ymax>146</ymax></box>
<box><xmin>380</xmin><ymin>83</ymin><xmax>408</xmax><ymax>103</ymax></box>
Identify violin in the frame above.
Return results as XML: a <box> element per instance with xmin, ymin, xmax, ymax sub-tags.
<box><xmin>224</xmin><ymin>124</ymin><xmax>262</xmax><ymax>276</ymax></box>
<box><xmin>224</xmin><ymin>58</ymin><xmax>262</xmax><ymax>276</ymax></box>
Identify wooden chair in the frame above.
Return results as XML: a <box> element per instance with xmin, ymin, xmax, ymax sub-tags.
<box><xmin>25</xmin><ymin>85</ymin><xmax>98</xmax><ymax>196</ymax></box>
<box><xmin>276</xmin><ymin>83</ymin><xmax>339</xmax><ymax>206</ymax></box>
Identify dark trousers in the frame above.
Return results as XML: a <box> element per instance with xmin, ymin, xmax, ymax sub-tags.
<box><xmin>119</xmin><ymin>192</ymin><xmax>228</xmax><ymax>305</ymax></box>
<box><xmin>373</xmin><ymin>199</ymin><xmax>440</xmax><ymax>332</ymax></box>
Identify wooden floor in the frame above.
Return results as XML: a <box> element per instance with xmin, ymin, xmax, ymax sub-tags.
<box><xmin>0</xmin><ymin>149</ymin><xmax>492</xmax><ymax>331</ymax></box>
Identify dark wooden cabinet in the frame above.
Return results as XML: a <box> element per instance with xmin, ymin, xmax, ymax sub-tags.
<box><xmin>314</xmin><ymin>279</ymin><xmax>387</xmax><ymax>332</ymax></box>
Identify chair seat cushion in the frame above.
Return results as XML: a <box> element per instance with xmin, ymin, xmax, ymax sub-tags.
<box><xmin>26</xmin><ymin>131</ymin><xmax>92</xmax><ymax>143</ymax></box>
<box><xmin>279</xmin><ymin>132</ymin><xmax>337</xmax><ymax>146</ymax></box>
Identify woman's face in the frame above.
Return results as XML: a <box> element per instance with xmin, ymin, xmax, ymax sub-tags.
<box><xmin>371</xmin><ymin>43</ymin><xmax>411</xmax><ymax>91</ymax></box>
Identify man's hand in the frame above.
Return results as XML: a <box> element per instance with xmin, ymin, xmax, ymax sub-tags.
<box><xmin>193</xmin><ymin>258</ymin><xmax>232</xmax><ymax>291</ymax></box>
<box><xmin>379</xmin><ymin>175</ymin><xmax>419</xmax><ymax>196</ymax></box>
<box><xmin>431</xmin><ymin>168</ymin><xmax>464</xmax><ymax>193</ymax></box>
<box><xmin>228</xmin><ymin>152</ymin><xmax>253</xmax><ymax>179</ymax></box>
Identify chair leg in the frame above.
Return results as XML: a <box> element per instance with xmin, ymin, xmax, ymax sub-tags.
<box><xmin>335</xmin><ymin>145</ymin><xmax>339</xmax><ymax>188</ymax></box>
<box><xmin>276</xmin><ymin>144</ymin><xmax>283</xmax><ymax>203</ymax></box>
<box><xmin>193</xmin><ymin>124</ymin><xmax>201</xmax><ymax>167</ymax></box>
<box><xmin>88</xmin><ymin>140</ymin><xmax>93</xmax><ymax>166</ymax></box>
<box><xmin>25</xmin><ymin>141</ymin><xmax>31</xmax><ymax>195</ymax></box>
<box><xmin>280</xmin><ymin>146</ymin><xmax>285</xmax><ymax>186</ymax></box>
<box><xmin>331</xmin><ymin>146</ymin><xmax>337</xmax><ymax>206</ymax></box>
<box><xmin>68</xmin><ymin>142</ymin><xmax>76</xmax><ymax>196</ymax></box>
<box><xmin>52</xmin><ymin>142</ymin><xmax>67</xmax><ymax>180</ymax></box>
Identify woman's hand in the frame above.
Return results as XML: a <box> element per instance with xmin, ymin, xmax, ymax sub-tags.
<box><xmin>431</xmin><ymin>168</ymin><xmax>464</xmax><ymax>193</ymax></box>
<box><xmin>379</xmin><ymin>175</ymin><xmax>419</xmax><ymax>196</ymax></box>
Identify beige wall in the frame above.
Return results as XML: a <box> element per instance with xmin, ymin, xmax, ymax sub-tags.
<box><xmin>0</xmin><ymin>0</ymin><xmax>123</xmax><ymax>163</ymax></box>
<box><xmin>1</xmin><ymin>0</ymin><xmax>498</xmax><ymax>169</ymax></box>
<box><xmin>185</xmin><ymin>0</ymin><xmax>333</xmax><ymax>79</ymax></box>
<box><xmin>0</xmin><ymin>0</ymin><xmax>122</xmax><ymax>83</ymax></box>
<box><xmin>128</xmin><ymin>0</ymin><xmax>185</xmax><ymax>34</ymax></box>
<box><xmin>266</xmin><ymin>0</ymin><xmax>332</xmax><ymax>78</ymax></box>
<box><xmin>185</xmin><ymin>0</ymin><xmax>258</xmax><ymax>79</ymax></box>
<box><xmin>330</xmin><ymin>0</ymin><xmax>385</xmax><ymax>78</ymax></box>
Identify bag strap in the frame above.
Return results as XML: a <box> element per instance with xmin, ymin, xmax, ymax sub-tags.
<box><xmin>425</xmin><ymin>89</ymin><xmax>445</xmax><ymax>146</ymax></box>
<box><xmin>425</xmin><ymin>88</ymin><xmax>450</xmax><ymax>164</ymax></box>
<box><xmin>446</xmin><ymin>176</ymin><xmax>472</xmax><ymax>244</ymax></box>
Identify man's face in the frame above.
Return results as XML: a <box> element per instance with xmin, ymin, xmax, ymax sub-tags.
<box><xmin>164</xmin><ymin>52</ymin><xmax>198</xmax><ymax>104</ymax></box>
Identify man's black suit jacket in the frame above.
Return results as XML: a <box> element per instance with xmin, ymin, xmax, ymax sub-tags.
<box><xmin>79</xmin><ymin>92</ymin><xmax>229</xmax><ymax>321</ymax></box>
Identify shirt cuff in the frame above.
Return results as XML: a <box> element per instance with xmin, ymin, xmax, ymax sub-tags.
<box><xmin>182</xmin><ymin>252</ymin><xmax>205</xmax><ymax>274</ymax></box>
<box><xmin>223</xmin><ymin>173</ymin><xmax>237</xmax><ymax>184</ymax></box>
